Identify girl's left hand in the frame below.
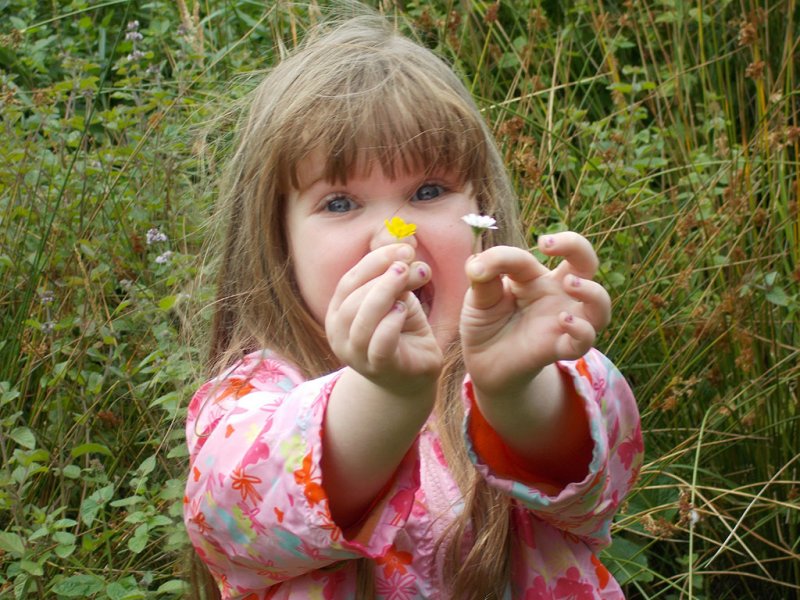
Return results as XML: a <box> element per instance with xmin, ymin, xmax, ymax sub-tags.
<box><xmin>460</xmin><ymin>233</ymin><xmax>611</xmax><ymax>398</ymax></box>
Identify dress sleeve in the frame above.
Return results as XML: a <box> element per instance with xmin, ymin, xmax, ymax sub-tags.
<box><xmin>184</xmin><ymin>351</ymin><xmax>420</xmax><ymax>594</ymax></box>
<box><xmin>462</xmin><ymin>348</ymin><xmax>643</xmax><ymax>551</ymax></box>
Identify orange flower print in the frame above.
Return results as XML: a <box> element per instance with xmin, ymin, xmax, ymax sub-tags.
<box><xmin>576</xmin><ymin>357</ymin><xmax>593</xmax><ymax>386</ymax></box>
<box><xmin>591</xmin><ymin>554</ymin><xmax>610</xmax><ymax>589</ymax></box>
<box><xmin>293</xmin><ymin>453</ymin><xmax>326</xmax><ymax>506</ymax></box>
<box><xmin>230</xmin><ymin>465</ymin><xmax>263</xmax><ymax>504</ymax></box>
<box><xmin>376</xmin><ymin>544</ymin><xmax>413</xmax><ymax>578</ymax></box>
<box><xmin>216</xmin><ymin>378</ymin><xmax>255</xmax><ymax>403</ymax></box>
<box><xmin>189</xmin><ymin>511</ymin><xmax>213</xmax><ymax>535</ymax></box>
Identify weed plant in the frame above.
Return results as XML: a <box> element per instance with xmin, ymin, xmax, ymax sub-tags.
<box><xmin>0</xmin><ymin>1</ymin><xmax>797</xmax><ymax>598</ymax></box>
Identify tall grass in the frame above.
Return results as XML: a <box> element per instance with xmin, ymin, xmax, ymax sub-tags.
<box><xmin>0</xmin><ymin>1</ymin><xmax>797</xmax><ymax>598</ymax></box>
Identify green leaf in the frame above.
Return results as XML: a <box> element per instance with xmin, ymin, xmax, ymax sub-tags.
<box><xmin>28</xmin><ymin>526</ymin><xmax>50</xmax><ymax>541</ymax></box>
<box><xmin>20</xmin><ymin>559</ymin><xmax>44</xmax><ymax>576</ymax></box>
<box><xmin>9</xmin><ymin>426</ymin><xmax>36</xmax><ymax>449</ymax></box>
<box><xmin>138</xmin><ymin>455</ymin><xmax>157</xmax><ymax>477</ymax></box>
<box><xmin>62</xmin><ymin>465</ymin><xmax>82</xmax><ymax>479</ymax></box>
<box><xmin>156</xmin><ymin>579</ymin><xmax>188</xmax><ymax>594</ymax></box>
<box><xmin>158</xmin><ymin>294</ymin><xmax>178</xmax><ymax>311</ymax></box>
<box><xmin>52</xmin><ymin>574</ymin><xmax>105</xmax><ymax>597</ymax></box>
<box><xmin>600</xmin><ymin>536</ymin><xmax>654</xmax><ymax>585</ymax></box>
<box><xmin>150</xmin><ymin>391</ymin><xmax>180</xmax><ymax>410</ymax></box>
<box><xmin>71</xmin><ymin>443</ymin><xmax>113</xmax><ymax>458</ymax></box>
<box><xmin>765</xmin><ymin>287</ymin><xmax>790</xmax><ymax>306</ymax></box>
<box><xmin>52</xmin><ymin>531</ymin><xmax>76</xmax><ymax>545</ymax></box>
<box><xmin>127</xmin><ymin>524</ymin><xmax>149</xmax><ymax>554</ymax></box>
<box><xmin>53</xmin><ymin>518</ymin><xmax>78</xmax><ymax>529</ymax></box>
<box><xmin>609</xmin><ymin>82</ymin><xmax>633</xmax><ymax>94</ymax></box>
<box><xmin>764</xmin><ymin>271</ymin><xmax>778</xmax><ymax>286</ymax></box>
<box><xmin>167</xmin><ymin>444</ymin><xmax>189</xmax><ymax>459</ymax></box>
<box><xmin>0</xmin><ymin>531</ymin><xmax>25</xmax><ymax>556</ymax></box>
<box><xmin>106</xmin><ymin>582</ymin><xmax>146</xmax><ymax>600</ymax></box>
<box><xmin>80</xmin><ymin>484</ymin><xmax>115</xmax><ymax>527</ymax></box>
<box><xmin>0</xmin><ymin>382</ymin><xmax>21</xmax><ymax>405</ymax></box>
<box><xmin>54</xmin><ymin>543</ymin><xmax>77</xmax><ymax>559</ymax></box>
<box><xmin>106</xmin><ymin>578</ymin><xmax>145</xmax><ymax>600</ymax></box>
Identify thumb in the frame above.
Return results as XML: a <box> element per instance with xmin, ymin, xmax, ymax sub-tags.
<box><xmin>465</xmin><ymin>256</ymin><xmax>505</xmax><ymax>310</ymax></box>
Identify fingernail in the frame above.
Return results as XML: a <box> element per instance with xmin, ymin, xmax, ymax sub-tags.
<box><xmin>392</xmin><ymin>262</ymin><xmax>407</xmax><ymax>275</ymax></box>
<box><xmin>564</xmin><ymin>313</ymin><xmax>574</xmax><ymax>323</ymax></box>
<box><xmin>571</xmin><ymin>275</ymin><xmax>582</xmax><ymax>287</ymax></box>
<box><xmin>542</xmin><ymin>236</ymin><xmax>555</xmax><ymax>248</ymax></box>
<box><xmin>468</xmin><ymin>260</ymin><xmax>484</xmax><ymax>278</ymax></box>
<box><xmin>417</xmin><ymin>265</ymin><xmax>427</xmax><ymax>279</ymax></box>
<box><xmin>397</xmin><ymin>245</ymin><xmax>414</xmax><ymax>260</ymax></box>
<box><xmin>393</xmin><ymin>300</ymin><xmax>406</xmax><ymax>312</ymax></box>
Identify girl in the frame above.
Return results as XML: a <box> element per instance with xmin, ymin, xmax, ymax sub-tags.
<box><xmin>185</xmin><ymin>11</ymin><xmax>642</xmax><ymax>600</ymax></box>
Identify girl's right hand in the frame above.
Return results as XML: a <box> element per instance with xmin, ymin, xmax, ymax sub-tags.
<box><xmin>325</xmin><ymin>243</ymin><xmax>443</xmax><ymax>396</ymax></box>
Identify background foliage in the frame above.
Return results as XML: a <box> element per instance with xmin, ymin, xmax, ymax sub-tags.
<box><xmin>0</xmin><ymin>0</ymin><xmax>797</xmax><ymax>598</ymax></box>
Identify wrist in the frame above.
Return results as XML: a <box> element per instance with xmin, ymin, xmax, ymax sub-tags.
<box><xmin>345</xmin><ymin>367</ymin><xmax>437</xmax><ymax>415</ymax></box>
<box><xmin>471</xmin><ymin>364</ymin><xmax>564</xmax><ymax>451</ymax></box>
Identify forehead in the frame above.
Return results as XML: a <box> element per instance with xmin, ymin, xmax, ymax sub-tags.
<box><xmin>290</xmin><ymin>147</ymin><xmax>468</xmax><ymax>194</ymax></box>
<box><xmin>279</xmin><ymin>81</ymin><xmax>487</xmax><ymax>195</ymax></box>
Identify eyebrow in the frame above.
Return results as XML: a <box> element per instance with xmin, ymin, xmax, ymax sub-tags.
<box><xmin>292</xmin><ymin>166</ymin><xmax>329</xmax><ymax>193</ymax></box>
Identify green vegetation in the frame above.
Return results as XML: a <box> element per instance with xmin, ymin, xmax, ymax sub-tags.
<box><xmin>0</xmin><ymin>1</ymin><xmax>797</xmax><ymax>598</ymax></box>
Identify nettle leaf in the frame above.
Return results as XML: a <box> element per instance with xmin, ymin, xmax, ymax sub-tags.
<box><xmin>127</xmin><ymin>524</ymin><xmax>149</xmax><ymax>554</ymax></box>
<box><xmin>156</xmin><ymin>579</ymin><xmax>188</xmax><ymax>594</ymax></box>
<box><xmin>20</xmin><ymin>559</ymin><xmax>44</xmax><ymax>577</ymax></box>
<box><xmin>80</xmin><ymin>484</ymin><xmax>115</xmax><ymax>527</ymax></box>
<box><xmin>54</xmin><ymin>542</ymin><xmax>77</xmax><ymax>559</ymax></box>
<box><xmin>138</xmin><ymin>455</ymin><xmax>157</xmax><ymax>477</ymax></box>
<box><xmin>52</xmin><ymin>574</ymin><xmax>105</xmax><ymax>597</ymax></box>
<box><xmin>765</xmin><ymin>287</ymin><xmax>790</xmax><ymax>307</ymax></box>
<box><xmin>0</xmin><ymin>531</ymin><xmax>25</xmax><ymax>556</ymax></box>
<box><xmin>106</xmin><ymin>579</ymin><xmax>146</xmax><ymax>600</ymax></box>
<box><xmin>9</xmin><ymin>426</ymin><xmax>36</xmax><ymax>450</ymax></box>
<box><xmin>52</xmin><ymin>531</ymin><xmax>76</xmax><ymax>545</ymax></box>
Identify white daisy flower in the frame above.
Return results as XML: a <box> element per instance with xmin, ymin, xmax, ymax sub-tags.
<box><xmin>462</xmin><ymin>213</ymin><xmax>498</xmax><ymax>254</ymax></box>
<box><xmin>461</xmin><ymin>214</ymin><xmax>498</xmax><ymax>230</ymax></box>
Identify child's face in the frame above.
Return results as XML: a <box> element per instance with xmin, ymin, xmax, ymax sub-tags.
<box><xmin>285</xmin><ymin>154</ymin><xmax>479</xmax><ymax>348</ymax></box>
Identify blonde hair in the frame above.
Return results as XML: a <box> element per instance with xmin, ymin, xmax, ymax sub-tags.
<box><xmin>199</xmin><ymin>10</ymin><xmax>526</xmax><ymax>600</ymax></box>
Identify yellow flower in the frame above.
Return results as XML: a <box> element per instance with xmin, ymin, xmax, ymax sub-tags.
<box><xmin>384</xmin><ymin>216</ymin><xmax>417</xmax><ymax>239</ymax></box>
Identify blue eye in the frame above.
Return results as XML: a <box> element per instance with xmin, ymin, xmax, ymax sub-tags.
<box><xmin>324</xmin><ymin>195</ymin><xmax>356</xmax><ymax>213</ymax></box>
<box><xmin>413</xmin><ymin>184</ymin><xmax>445</xmax><ymax>202</ymax></box>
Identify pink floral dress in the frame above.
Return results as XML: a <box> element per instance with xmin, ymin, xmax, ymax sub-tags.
<box><xmin>184</xmin><ymin>349</ymin><xmax>642</xmax><ymax>599</ymax></box>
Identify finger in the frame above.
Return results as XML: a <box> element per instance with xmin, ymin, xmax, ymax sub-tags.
<box><xmin>346</xmin><ymin>262</ymin><xmax>413</xmax><ymax>352</ymax></box>
<box><xmin>397</xmin><ymin>289</ymin><xmax>433</xmax><ymax>335</ymax></box>
<box><xmin>465</xmin><ymin>246</ymin><xmax>549</xmax><ymax>310</ymax></box>
<box><xmin>329</xmin><ymin>243</ymin><xmax>415</xmax><ymax>310</ymax></box>
<box><xmin>563</xmin><ymin>275</ymin><xmax>612</xmax><ymax>330</ymax></box>
<box><xmin>406</xmin><ymin>261</ymin><xmax>432</xmax><ymax>294</ymax></box>
<box><xmin>538</xmin><ymin>232</ymin><xmax>599</xmax><ymax>279</ymax></box>
<box><xmin>366</xmin><ymin>300</ymin><xmax>408</xmax><ymax>367</ymax></box>
<box><xmin>554</xmin><ymin>312</ymin><xmax>596</xmax><ymax>360</ymax></box>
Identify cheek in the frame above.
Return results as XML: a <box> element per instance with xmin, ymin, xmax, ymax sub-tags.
<box><xmin>290</xmin><ymin>236</ymin><xmax>358</xmax><ymax>325</ymax></box>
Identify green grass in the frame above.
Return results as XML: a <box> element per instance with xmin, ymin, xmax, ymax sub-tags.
<box><xmin>0</xmin><ymin>0</ymin><xmax>797</xmax><ymax>598</ymax></box>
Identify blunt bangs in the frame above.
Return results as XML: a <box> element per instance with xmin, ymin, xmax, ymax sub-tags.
<box><xmin>276</xmin><ymin>38</ymin><xmax>488</xmax><ymax>191</ymax></box>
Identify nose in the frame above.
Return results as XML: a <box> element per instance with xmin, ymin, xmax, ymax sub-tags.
<box><xmin>369</xmin><ymin>215</ymin><xmax>418</xmax><ymax>252</ymax></box>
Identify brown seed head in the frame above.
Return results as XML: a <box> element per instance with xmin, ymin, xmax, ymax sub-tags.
<box><xmin>738</xmin><ymin>21</ymin><xmax>757</xmax><ymax>46</ymax></box>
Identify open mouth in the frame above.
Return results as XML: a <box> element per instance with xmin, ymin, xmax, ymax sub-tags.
<box><xmin>413</xmin><ymin>282</ymin><xmax>434</xmax><ymax>317</ymax></box>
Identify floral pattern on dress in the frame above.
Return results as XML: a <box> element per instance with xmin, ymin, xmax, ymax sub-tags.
<box><xmin>185</xmin><ymin>348</ymin><xmax>642</xmax><ymax>599</ymax></box>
